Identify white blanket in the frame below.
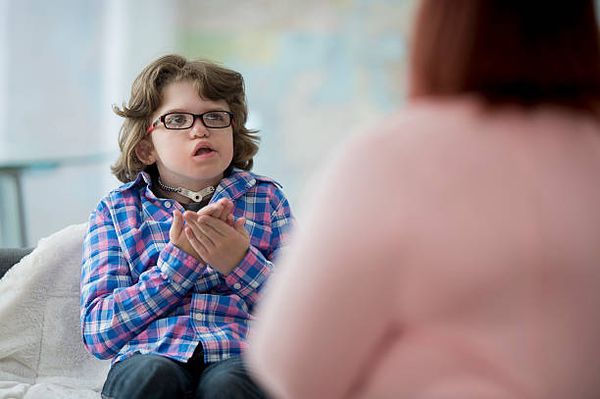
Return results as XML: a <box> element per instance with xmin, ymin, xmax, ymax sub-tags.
<box><xmin>0</xmin><ymin>223</ymin><xmax>110</xmax><ymax>399</ymax></box>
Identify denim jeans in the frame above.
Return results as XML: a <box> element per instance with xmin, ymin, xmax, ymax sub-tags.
<box><xmin>101</xmin><ymin>348</ymin><xmax>268</xmax><ymax>399</ymax></box>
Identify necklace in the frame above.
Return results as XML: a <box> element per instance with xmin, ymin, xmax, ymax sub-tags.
<box><xmin>157</xmin><ymin>177</ymin><xmax>215</xmax><ymax>203</ymax></box>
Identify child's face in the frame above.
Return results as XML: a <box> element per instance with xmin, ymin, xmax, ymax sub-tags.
<box><xmin>138</xmin><ymin>80</ymin><xmax>234</xmax><ymax>191</ymax></box>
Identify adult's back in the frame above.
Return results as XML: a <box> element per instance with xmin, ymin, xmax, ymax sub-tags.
<box><xmin>331</xmin><ymin>97</ymin><xmax>600</xmax><ymax>398</ymax></box>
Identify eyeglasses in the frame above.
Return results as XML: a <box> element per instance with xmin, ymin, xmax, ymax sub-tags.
<box><xmin>147</xmin><ymin>111</ymin><xmax>234</xmax><ymax>133</ymax></box>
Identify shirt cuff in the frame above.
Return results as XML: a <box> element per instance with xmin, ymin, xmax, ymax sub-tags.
<box><xmin>158</xmin><ymin>242</ymin><xmax>204</xmax><ymax>293</ymax></box>
<box><xmin>224</xmin><ymin>245</ymin><xmax>272</xmax><ymax>297</ymax></box>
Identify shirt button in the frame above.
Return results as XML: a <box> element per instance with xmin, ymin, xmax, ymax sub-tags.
<box><xmin>164</xmin><ymin>201</ymin><xmax>172</xmax><ymax>208</ymax></box>
<box><xmin>233</xmin><ymin>283</ymin><xmax>242</xmax><ymax>290</ymax></box>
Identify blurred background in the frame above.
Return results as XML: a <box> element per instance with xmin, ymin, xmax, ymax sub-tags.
<box><xmin>0</xmin><ymin>0</ymin><xmax>415</xmax><ymax>247</ymax></box>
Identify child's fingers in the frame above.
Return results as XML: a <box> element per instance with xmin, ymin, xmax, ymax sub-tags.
<box><xmin>210</xmin><ymin>200</ymin><xmax>227</xmax><ymax>221</ymax></box>
<box><xmin>196</xmin><ymin>201</ymin><xmax>222</xmax><ymax>218</ymax></box>
<box><xmin>234</xmin><ymin>217</ymin><xmax>247</xmax><ymax>235</ymax></box>
<box><xmin>187</xmin><ymin>217</ymin><xmax>218</xmax><ymax>247</ymax></box>
<box><xmin>170</xmin><ymin>210</ymin><xmax>183</xmax><ymax>238</ymax></box>
<box><xmin>222</xmin><ymin>199</ymin><xmax>234</xmax><ymax>220</ymax></box>
<box><xmin>194</xmin><ymin>198</ymin><xmax>233</xmax><ymax>222</ymax></box>
<box><xmin>185</xmin><ymin>227</ymin><xmax>210</xmax><ymax>259</ymax></box>
<box><xmin>172</xmin><ymin>210</ymin><xmax>182</xmax><ymax>225</ymax></box>
<box><xmin>183</xmin><ymin>210</ymin><xmax>199</xmax><ymax>223</ymax></box>
<box><xmin>212</xmin><ymin>198</ymin><xmax>233</xmax><ymax>221</ymax></box>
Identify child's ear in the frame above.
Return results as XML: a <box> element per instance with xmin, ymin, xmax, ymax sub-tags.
<box><xmin>135</xmin><ymin>138</ymin><xmax>156</xmax><ymax>165</ymax></box>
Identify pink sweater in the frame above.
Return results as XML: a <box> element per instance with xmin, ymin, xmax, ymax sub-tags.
<box><xmin>248</xmin><ymin>98</ymin><xmax>600</xmax><ymax>399</ymax></box>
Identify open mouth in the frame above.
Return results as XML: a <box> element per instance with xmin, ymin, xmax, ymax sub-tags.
<box><xmin>194</xmin><ymin>147</ymin><xmax>214</xmax><ymax>156</ymax></box>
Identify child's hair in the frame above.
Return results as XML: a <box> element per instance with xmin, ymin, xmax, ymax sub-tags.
<box><xmin>111</xmin><ymin>54</ymin><xmax>260</xmax><ymax>183</ymax></box>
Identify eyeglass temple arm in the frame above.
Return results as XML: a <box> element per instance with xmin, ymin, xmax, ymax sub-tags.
<box><xmin>146</xmin><ymin>118</ymin><xmax>160</xmax><ymax>134</ymax></box>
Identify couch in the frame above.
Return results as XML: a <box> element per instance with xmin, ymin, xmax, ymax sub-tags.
<box><xmin>0</xmin><ymin>223</ymin><xmax>110</xmax><ymax>399</ymax></box>
<box><xmin>0</xmin><ymin>249</ymin><xmax>32</xmax><ymax>279</ymax></box>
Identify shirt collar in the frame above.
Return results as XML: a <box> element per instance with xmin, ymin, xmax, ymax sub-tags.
<box><xmin>116</xmin><ymin>171</ymin><xmax>151</xmax><ymax>192</ymax></box>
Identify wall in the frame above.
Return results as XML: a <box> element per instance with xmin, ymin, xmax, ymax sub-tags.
<box><xmin>0</xmin><ymin>0</ymin><xmax>415</xmax><ymax>246</ymax></box>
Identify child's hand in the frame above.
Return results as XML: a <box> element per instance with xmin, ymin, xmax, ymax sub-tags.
<box><xmin>183</xmin><ymin>213</ymin><xmax>250</xmax><ymax>275</ymax></box>
<box><xmin>169</xmin><ymin>198</ymin><xmax>236</xmax><ymax>262</ymax></box>
<box><xmin>198</xmin><ymin>198</ymin><xmax>235</xmax><ymax>225</ymax></box>
<box><xmin>169</xmin><ymin>210</ymin><xmax>202</xmax><ymax>260</ymax></box>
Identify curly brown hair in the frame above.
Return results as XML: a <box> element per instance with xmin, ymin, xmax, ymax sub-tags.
<box><xmin>111</xmin><ymin>54</ymin><xmax>260</xmax><ymax>183</ymax></box>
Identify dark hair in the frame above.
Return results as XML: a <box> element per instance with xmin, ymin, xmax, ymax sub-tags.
<box><xmin>409</xmin><ymin>0</ymin><xmax>600</xmax><ymax>109</ymax></box>
<box><xmin>112</xmin><ymin>54</ymin><xmax>260</xmax><ymax>183</ymax></box>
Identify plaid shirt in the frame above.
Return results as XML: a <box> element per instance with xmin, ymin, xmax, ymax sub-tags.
<box><xmin>80</xmin><ymin>169</ymin><xmax>293</xmax><ymax>365</ymax></box>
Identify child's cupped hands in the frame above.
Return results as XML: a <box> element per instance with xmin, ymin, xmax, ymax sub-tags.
<box><xmin>169</xmin><ymin>198</ymin><xmax>236</xmax><ymax>261</ymax></box>
<box><xmin>182</xmin><ymin>206</ymin><xmax>250</xmax><ymax>276</ymax></box>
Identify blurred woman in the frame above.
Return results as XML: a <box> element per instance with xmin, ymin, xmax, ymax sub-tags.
<box><xmin>248</xmin><ymin>1</ymin><xmax>600</xmax><ymax>398</ymax></box>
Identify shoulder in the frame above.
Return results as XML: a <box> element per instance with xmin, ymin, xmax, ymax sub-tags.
<box><xmin>228</xmin><ymin>168</ymin><xmax>283</xmax><ymax>188</ymax></box>
<box><xmin>251</xmin><ymin>172</ymin><xmax>284</xmax><ymax>191</ymax></box>
<box><xmin>94</xmin><ymin>172</ymin><xmax>148</xmax><ymax>214</ymax></box>
<box><xmin>326</xmin><ymin>96</ymin><xmax>495</xmax><ymax>181</ymax></box>
<box><xmin>227</xmin><ymin>169</ymin><xmax>286</xmax><ymax>197</ymax></box>
<box><xmin>347</xmin><ymin>97</ymin><xmax>482</xmax><ymax>152</ymax></box>
<box><xmin>225</xmin><ymin>169</ymin><xmax>291</xmax><ymax>214</ymax></box>
<box><xmin>300</xmin><ymin>97</ymin><xmax>486</xmax><ymax>226</ymax></box>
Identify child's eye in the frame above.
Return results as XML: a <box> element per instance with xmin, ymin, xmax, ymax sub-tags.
<box><xmin>204</xmin><ymin>112</ymin><xmax>226</xmax><ymax>122</ymax></box>
<box><xmin>165</xmin><ymin>113</ymin><xmax>190</xmax><ymax>127</ymax></box>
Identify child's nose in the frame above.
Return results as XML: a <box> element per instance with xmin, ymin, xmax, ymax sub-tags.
<box><xmin>190</xmin><ymin>118</ymin><xmax>210</xmax><ymax>137</ymax></box>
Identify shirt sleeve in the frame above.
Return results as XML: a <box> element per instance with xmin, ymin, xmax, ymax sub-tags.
<box><xmin>80</xmin><ymin>199</ymin><xmax>205</xmax><ymax>360</ymax></box>
<box><xmin>224</xmin><ymin>189</ymin><xmax>294</xmax><ymax>310</ymax></box>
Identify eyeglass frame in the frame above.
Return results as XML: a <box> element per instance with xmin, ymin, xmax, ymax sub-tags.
<box><xmin>146</xmin><ymin>111</ymin><xmax>234</xmax><ymax>133</ymax></box>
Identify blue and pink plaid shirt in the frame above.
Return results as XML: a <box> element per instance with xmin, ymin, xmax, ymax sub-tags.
<box><xmin>80</xmin><ymin>169</ymin><xmax>293</xmax><ymax>365</ymax></box>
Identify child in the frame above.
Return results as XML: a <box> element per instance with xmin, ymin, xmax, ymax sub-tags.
<box><xmin>80</xmin><ymin>54</ymin><xmax>293</xmax><ymax>399</ymax></box>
